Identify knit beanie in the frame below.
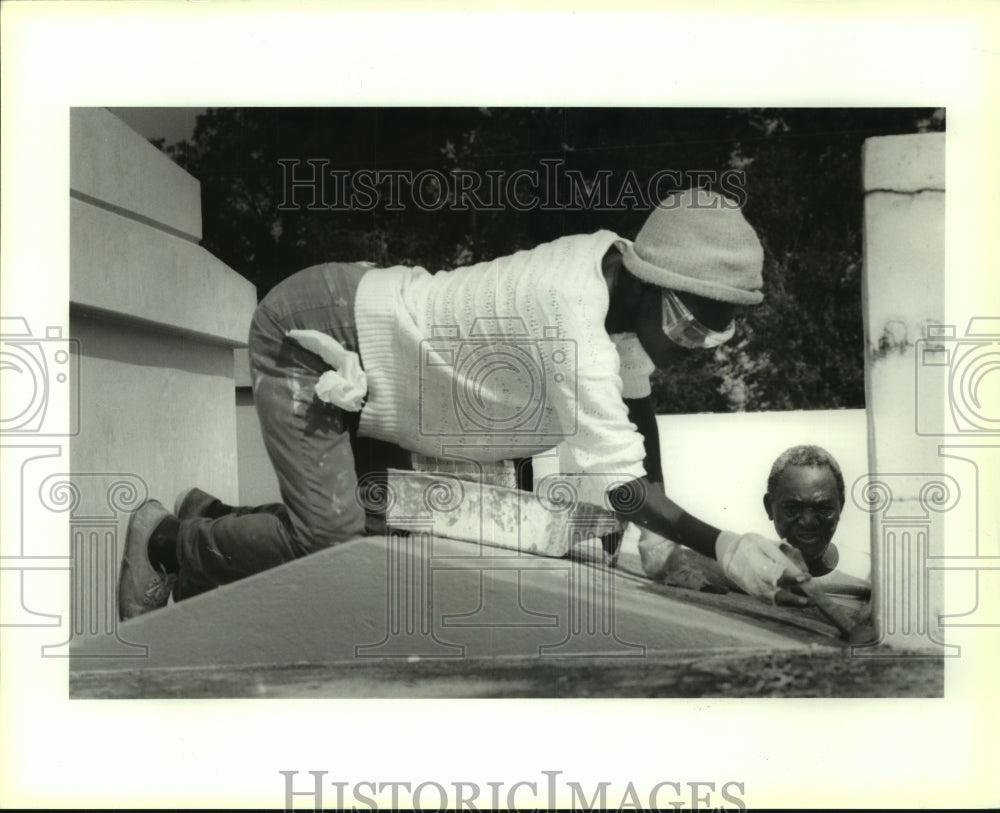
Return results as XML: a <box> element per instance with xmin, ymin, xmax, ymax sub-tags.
<box><xmin>622</xmin><ymin>188</ymin><xmax>765</xmax><ymax>305</ymax></box>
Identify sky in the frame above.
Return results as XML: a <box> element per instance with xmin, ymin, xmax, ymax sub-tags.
<box><xmin>106</xmin><ymin>106</ymin><xmax>205</xmax><ymax>144</ymax></box>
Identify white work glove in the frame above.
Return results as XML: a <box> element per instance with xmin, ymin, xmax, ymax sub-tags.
<box><xmin>715</xmin><ymin>531</ymin><xmax>812</xmax><ymax>607</ymax></box>
<box><xmin>638</xmin><ymin>526</ymin><xmax>724</xmax><ymax>593</ymax></box>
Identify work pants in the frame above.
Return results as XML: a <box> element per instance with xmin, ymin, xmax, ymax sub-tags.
<box><xmin>174</xmin><ymin>262</ymin><xmax>408</xmax><ymax>599</ymax></box>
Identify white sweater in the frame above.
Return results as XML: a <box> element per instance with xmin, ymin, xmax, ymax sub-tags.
<box><xmin>354</xmin><ymin>231</ymin><xmax>653</xmax><ymax>496</ymax></box>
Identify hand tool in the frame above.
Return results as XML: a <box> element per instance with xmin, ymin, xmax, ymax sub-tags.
<box><xmin>780</xmin><ymin>541</ymin><xmax>877</xmax><ymax>644</ymax></box>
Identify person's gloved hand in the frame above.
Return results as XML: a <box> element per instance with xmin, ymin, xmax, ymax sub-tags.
<box><xmin>715</xmin><ymin>531</ymin><xmax>812</xmax><ymax>607</ymax></box>
<box><xmin>638</xmin><ymin>526</ymin><xmax>726</xmax><ymax>593</ymax></box>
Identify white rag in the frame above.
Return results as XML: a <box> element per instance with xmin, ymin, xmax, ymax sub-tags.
<box><xmin>286</xmin><ymin>329</ymin><xmax>368</xmax><ymax>412</ymax></box>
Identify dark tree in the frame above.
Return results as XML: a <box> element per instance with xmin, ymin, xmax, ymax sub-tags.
<box><xmin>157</xmin><ymin>106</ymin><xmax>944</xmax><ymax>414</ymax></box>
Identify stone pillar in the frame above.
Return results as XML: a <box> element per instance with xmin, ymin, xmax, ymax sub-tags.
<box><xmin>860</xmin><ymin>132</ymin><xmax>951</xmax><ymax>652</ymax></box>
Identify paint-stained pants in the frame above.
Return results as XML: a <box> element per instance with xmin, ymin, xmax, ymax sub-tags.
<box><xmin>175</xmin><ymin>262</ymin><xmax>398</xmax><ymax>599</ymax></box>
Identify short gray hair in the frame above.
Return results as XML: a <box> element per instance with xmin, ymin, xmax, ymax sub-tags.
<box><xmin>767</xmin><ymin>445</ymin><xmax>845</xmax><ymax>507</ymax></box>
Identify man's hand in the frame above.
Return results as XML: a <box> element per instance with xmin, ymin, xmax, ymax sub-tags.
<box><xmin>715</xmin><ymin>531</ymin><xmax>813</xmax><ymax>607</ymax></box>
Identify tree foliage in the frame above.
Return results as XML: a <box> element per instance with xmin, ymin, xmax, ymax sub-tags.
<box><xmin>159</xmin><ymin>106</ymin><xmax>943</xmax><ymax>414</ymax></box>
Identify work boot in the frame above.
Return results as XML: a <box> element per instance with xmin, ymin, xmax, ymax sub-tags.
<box><xmin>174</xmin><ymin>486</ymin><xmax>227</xmax><ymax>519</ymax></box>
<box><xmin>118</xmin><ymin>500</ymin><xmax>178</xmax><ymax>621</ymax></box>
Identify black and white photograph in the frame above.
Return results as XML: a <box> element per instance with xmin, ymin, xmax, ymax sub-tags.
<box><xmin>70</xmin><ymin>104</ymin><xmax>939</xmax><ymax>695</ymax></box>
<box><xmin>2</xmin><ymin>3</ymin><xmax>997</xmax><ymax>811</ymax></box>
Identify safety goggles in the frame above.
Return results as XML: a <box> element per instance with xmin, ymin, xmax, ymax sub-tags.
<box><xmin>661</xmin><ymin>290</ymin><xmax>735</xmax><ymax>349</ymax></box>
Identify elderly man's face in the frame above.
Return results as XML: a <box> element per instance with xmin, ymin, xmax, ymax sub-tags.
<box><xmin>764</xmin><ymin>464</ymin><xmax>842</xmax><ymax>562</ymax></box>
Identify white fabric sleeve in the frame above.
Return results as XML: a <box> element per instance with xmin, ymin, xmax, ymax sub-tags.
<box><xmin>535</xmin><ymin>280</ymin><xmax>647</xmax><ymax>499</ymax></box>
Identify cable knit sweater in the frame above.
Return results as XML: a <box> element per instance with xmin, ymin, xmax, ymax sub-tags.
<box><xmin>355</xmin><ymin>230</ymin><xmax>653</xmax><ymax>495</ymax></box>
